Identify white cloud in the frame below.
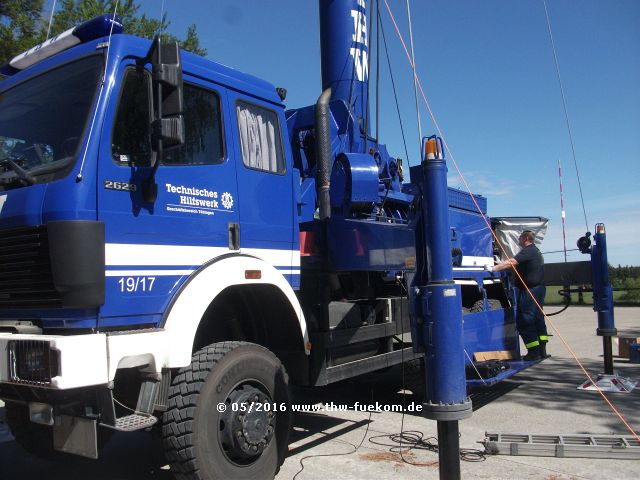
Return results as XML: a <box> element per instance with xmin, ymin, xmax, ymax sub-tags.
<box><xmin>447</xmin><ymin>170</ymin><xmax>517</xmax><ymax>197</ymax></box>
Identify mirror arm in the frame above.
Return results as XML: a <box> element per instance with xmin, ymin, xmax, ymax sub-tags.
<box><xmin>140</xmin><ymin>37</ymin><xmax>163</xmax><ymax>204</ymax></box>
<box><xmin>142</xmin><ymin>58</ymin><xmax>164</xmax><ymax>204</ymax></box>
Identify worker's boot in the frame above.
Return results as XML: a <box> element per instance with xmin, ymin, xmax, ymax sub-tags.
<box><xmin>540</xmin><ymin>341</ymin><xmax>551</xmax><ymax>359</ymax></box>
<box><xmin>523</xmin><ymin>345</ymin><xmax>541</xmax><ymax>361</ymax></box>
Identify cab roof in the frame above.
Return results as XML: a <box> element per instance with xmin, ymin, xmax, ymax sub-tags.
<box><xmin>1</xmin><ymin>15</ymin><xmax>282</xmax><ymax>107</ymax></box>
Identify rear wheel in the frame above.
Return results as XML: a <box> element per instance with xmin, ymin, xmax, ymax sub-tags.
<box><xmin>162</xmin><ymin>341</ymin><xmax>291</xmax><ymax>480</ymax></box>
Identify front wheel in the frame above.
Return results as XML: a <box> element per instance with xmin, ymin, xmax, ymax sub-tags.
<box><xmin>162</xmin><ymin>341</ymin><xmax>291</xmax><ymax>480</ymax></box>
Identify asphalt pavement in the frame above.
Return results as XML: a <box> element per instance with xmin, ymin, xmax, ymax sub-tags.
<box><xmin>0</xmin><ymin>306</ymin><xmax>638</xmax><ymax>480</ymax></box>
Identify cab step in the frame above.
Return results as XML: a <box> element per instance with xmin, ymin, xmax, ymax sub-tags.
<box><xmin>103</xmin><ymin>413</ymin><xmax>157</xmax><ymax>432</ymax></box>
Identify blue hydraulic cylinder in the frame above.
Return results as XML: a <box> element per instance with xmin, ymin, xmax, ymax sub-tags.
<box><xmin>591</xmin><ymin>224</ymin><xmax>616</xmax><ymax>336</ymax></box>
<box><xmin>414</xmin><ymin>140</ymin><xmax>471</xmax><ymax>421</ymax></box>
<box><xmin>319</xmin><ymin>0</ymin><xmax>369</xmax><ymax>135</ymax></box>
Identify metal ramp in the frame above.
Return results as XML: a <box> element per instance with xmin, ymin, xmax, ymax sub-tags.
<box><xmin>483</xmin><ymin>432</ymin><xmax>640</xmax><ymax>459</ymax></box>
<box><xmin>466</xmin><ymin>358</ymin><xmax>542</xmax><ymax>388</ymax></box>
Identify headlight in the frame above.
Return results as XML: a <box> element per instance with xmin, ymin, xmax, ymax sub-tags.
<box><xmin>8</xmin><ymin>340</ymin><xmax>60</xmax><ymax>385</ymax></box>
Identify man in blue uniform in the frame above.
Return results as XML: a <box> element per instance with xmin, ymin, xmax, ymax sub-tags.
<box><xmin>488</xmin><ymin>230</ymin><xmax>548</xmax><ymax>360</ymax></box>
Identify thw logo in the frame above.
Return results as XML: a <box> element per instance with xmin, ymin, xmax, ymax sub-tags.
<box><xmin>350</xmin><ymin>2</ymin><xmax>368</xmax><ymax>82</ymax></box>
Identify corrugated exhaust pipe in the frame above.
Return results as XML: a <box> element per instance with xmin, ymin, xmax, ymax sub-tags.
<box><xmin>315</xmin><ymin>87</ymin><xmax>333</xmax><ymax>220</ymax></box>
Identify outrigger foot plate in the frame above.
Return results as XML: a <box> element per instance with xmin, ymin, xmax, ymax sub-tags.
<box><xmin>577</xmin><ymin>373</ymin><xmax>637</xmax><ymax>393</ymax></box>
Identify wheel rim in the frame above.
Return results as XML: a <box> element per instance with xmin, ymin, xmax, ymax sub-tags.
<box><xmin>219</xmin><ymin>383</ymin><xmax>276</xmax><ymax>466</ymax></box>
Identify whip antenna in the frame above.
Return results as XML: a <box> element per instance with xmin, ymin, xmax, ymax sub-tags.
<box><xmin>46</xmin><ymin>0</ymin><xmax>58</xmax><ymax>40</ymax></box>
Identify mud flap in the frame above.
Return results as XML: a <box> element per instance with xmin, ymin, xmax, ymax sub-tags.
<box><xmin>53</xmin><ymin>415</ymin><xmax>98</xmax><ymax>459</ymax></box>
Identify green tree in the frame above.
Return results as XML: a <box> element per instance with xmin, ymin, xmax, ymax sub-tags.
<box><xmin>179</xmin><ymin>23</ymin><xmax>205</xmax><ymax>57</ymax></box>
<box><xmin>0</xmin><ymin>0</ymin><xmax>46</xmax><ymax>64</ymax></box>
<box><xmin>609</xmin><ymin>264</ymin><xmax>640</xmax><ymax>288</ymax></box>
<box><xmin>619</xmin><ymin>277</ymin><xmax>640</xmax><ymax>304</ymax></box>
<box><xmin>1</xmin><ymin>0</ymin><xmax>206</xmax><ymax>66</ymax></box>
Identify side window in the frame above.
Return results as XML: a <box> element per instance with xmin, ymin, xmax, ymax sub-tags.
<box><xmin>236</xmin><ymin>101</ymin><xmax>285</xmax><ymax>174</ymax></box>
<box><xmin>112</xmin><ymin>71</ymin><xmax>224</xmax><ymax>167</ymax></box>
<box><xmin>112</xmin><ymin>68</ymin><xmax>152</xmax><ymax>166</ymax></box>
<box><xmin>164</xmin><ymin>85</ymin><xmax>224</xmax><ymax>166</ymax></box>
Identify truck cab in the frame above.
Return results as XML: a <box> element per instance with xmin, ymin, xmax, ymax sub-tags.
<box><xmin>0</xmin><ymin>14</ymin><xmax>307</xmax><ymax>467</ymax></box>
<box><xmin>0</xmin><ymin>16</ymin><xmax>299</xmax><ymax>329</ymax></box>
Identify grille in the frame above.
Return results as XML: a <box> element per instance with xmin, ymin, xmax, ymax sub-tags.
<box><xmin>0</xmin><ymin>226</ymin><xmax>61</xmax><ymax>308</ymax></box>
<box><xmin>8</xmin><ymin>340</ymin><xmax>60</xmax><ymax>385</ymax></box>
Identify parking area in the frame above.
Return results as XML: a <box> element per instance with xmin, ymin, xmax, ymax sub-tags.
<box><xmin>1</xmin><ymin>306</ymin><xmax>638</xmax><ymax>479</ymax></box>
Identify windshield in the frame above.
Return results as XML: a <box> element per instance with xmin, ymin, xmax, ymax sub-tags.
<box><xmin>0</xmin><ymin>55</ymin><xmax>103</xmax><ymax>189</ymax></box>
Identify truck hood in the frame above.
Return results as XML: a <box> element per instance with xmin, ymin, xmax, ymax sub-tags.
<box><xmin>0</xmin><ymin>183</ymin><xmax>45</xmax><ymax>228</ymax></box>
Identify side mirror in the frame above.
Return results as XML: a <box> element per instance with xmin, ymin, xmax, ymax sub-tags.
<box><xmin>148</xmin><ymin>36</ymin><xmax>185</xmax><ymax>149</ymax></box>
<box><xmin>138</xmin><ymin>36</ymin><xmax>185</xmax><ymax>202</ymax></box>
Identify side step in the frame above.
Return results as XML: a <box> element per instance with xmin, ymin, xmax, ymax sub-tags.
<box><xmin>104</xmin><ymin>414</ymin><xmax>158</xmax><ymax>432</ymax></box>
<box><xmin>483</xmin><ymin>432</ymin><xmax>640</xmax><ymax>459</ymax></box>
<box><xmin>98</xmin><ymin>375</ymin><xmax>164</xmax><ymax>432</ymax></box>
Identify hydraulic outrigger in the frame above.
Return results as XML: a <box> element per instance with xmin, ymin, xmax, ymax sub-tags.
<box><xmin>410</xmin><ymin>138</ymin><xmax>472</xmax><ymax>480</ymax></box>
<box><xmin>576</xmin><ymin>225</ymin><xmax>637</xmax><ymax>393</ymax></box>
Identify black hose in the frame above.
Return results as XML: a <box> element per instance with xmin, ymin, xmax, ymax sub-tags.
<box><xmin>543</xmin><ymin>288</ymin><xmax>571</xmax><ymax>317</ymax></box>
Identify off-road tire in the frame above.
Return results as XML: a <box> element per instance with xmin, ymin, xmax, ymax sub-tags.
<box><xmin>162</xmin><ymin>341</ymin><xmax>291</xmax><ymax>480</ymax></box>
<box><xmin>470</xmin><ymin>299</ymin><xmax>502</xmax><ymax>313</ymax></box>
<box><xmin>488</xmin><ymin>299</ymin><xmax>502</xmax><ymax>310</ymax></box>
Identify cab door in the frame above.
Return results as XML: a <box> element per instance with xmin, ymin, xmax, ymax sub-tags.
<box><xmin>231</xmin><ymin>96</ymin><xmax>298</xmax><ymax>286</ymax></box>
<box><xmin>97</xmin><ymin>63</ymin><xmax>238</xmax><ymax>327</ymax></box>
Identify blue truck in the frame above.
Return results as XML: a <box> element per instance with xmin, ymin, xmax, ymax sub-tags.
<box><xmin>0</xmin><ymin>1</ymin><xmax>541</xmax><ymax>478</ymax></box>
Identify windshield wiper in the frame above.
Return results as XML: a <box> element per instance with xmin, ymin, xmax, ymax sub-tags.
<box><xmin>0</xmin><ymin>159</ymin><xmax>36</xmax><ymax>185</ymax></box>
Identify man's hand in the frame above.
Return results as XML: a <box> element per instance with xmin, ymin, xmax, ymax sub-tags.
<box><xmin>485</xmin><ymin>265</ymin><xmax>495</xmax><ymax>273</ymax></box>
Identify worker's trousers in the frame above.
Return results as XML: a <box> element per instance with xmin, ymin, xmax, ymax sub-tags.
<box><xmin>515</xmin><ymin>285</ymin><xmax>547</xmax><ymax>348</ymax></box>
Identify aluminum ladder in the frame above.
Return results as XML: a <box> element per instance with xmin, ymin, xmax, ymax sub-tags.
<box><xmin>483</xmin><ymin>432</ymin><xmax>640</xmax><ymax>459</ymax></box>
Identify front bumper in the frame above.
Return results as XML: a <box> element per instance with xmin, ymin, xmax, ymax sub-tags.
<box><xmin>0</xmin><ymin>329</ymin><xmax>171</xmax><ymax>390</ymax></box>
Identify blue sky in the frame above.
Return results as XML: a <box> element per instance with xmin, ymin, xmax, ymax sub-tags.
<box><xmin>45</xmin><ymin>0</ymin><xmax>640</xmax><ymax>265</ymax></box>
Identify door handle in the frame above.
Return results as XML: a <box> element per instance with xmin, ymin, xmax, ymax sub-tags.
<box><xmin>228</xmin><ymin>222</ymin><xmax>240</xmax><ymax>250</ymax></box>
